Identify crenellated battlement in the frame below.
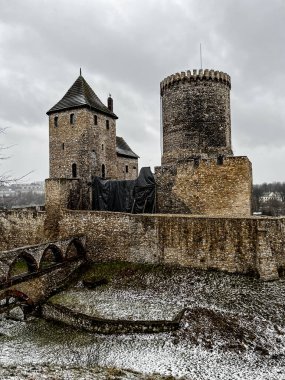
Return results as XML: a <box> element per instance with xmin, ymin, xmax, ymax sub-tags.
<box><xmin>160</xmin><ymin>69</ymin><xmax>231</xmax><ymax>95</ymax></box>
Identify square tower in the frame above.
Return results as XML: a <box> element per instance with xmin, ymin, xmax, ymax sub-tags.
<box><xmin>47</xmin><ymin>74</ymin><xmax>118</xmax><ymax>182</ymax></box>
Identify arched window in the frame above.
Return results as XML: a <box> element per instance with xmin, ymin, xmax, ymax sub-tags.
<box><xmin>106</xmin><ymin>120</ymin><xmax>109</xmax><ymax>130</ymax></box>
<box><xmin>72</xmin><ymin>163</ymin><xmax>77</xmax><ymax>178</ymax></box>
<box><xmin>70</xmin><ymin>113</ymin><xmax>74</xmax><ymax>124</ymax></box>
<box><xmin>102</xmin><ymin>164</ymin><xmax>106</xmax><ymax>179</ymax></box>
<box><xmin>54</xmin><ymin>116</ymin><xmax>58</xmax><ymax>127</ymax></box>
<box><xmin>94</xmin><ymin>115</ymin><xmax>97</xmax><ymax>125</ymax></box>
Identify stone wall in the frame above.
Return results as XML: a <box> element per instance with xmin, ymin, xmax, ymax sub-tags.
<box><xmin>0</xmin><ymin>209</ymin><xmax>47</xmax><ymax>252</ymax></box>
<box><xmin>58</xmin><ymin>210</ymin><xmax>285</xmax><ymax>281</ymax></box>
<box><xmin>1</xmin><ymin>207</ymin><xmax>284</xmax><ymax>281</ymax></box>
<box><xmin>155</xmin><ymin>156</ymin><xmax>252</xmax><ymax>217</ymax></box>
<box><xmin>49</xmin><ymin>107</ymin><xmax>117</xmax><ymax>181</ymax></box>
<box><xmin>117</xmin><ymin>156</ymin><xmax>138</xmax><ymax>180</ymax></box>
<box><xmin>42</xmin><ymin>303</ymin><xmax>181</xmax><ymax>334</ymax></box>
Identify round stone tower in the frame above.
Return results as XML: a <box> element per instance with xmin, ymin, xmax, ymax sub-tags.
<box><xmin>160</xmin><ymin>69</ymin><xmax>233</xmax><ymax>165</ymax></box>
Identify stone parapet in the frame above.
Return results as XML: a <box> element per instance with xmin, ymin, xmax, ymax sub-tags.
<box><xmin>160</xmin><ymin>69</ymin><xmax>231</xmax><ymax>96</ymax></box>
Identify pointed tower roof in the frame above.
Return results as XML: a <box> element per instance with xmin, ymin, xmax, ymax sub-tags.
<box><xmin>47</xmin><ymin>75</ymin><xmax>118</xmax><ymax>118</ymax></box>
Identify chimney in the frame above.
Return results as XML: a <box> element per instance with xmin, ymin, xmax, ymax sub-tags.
<box><xmin>107</xmin><ymin>94</ymin><xmax>113</xmax><ymax>112</ymax></box>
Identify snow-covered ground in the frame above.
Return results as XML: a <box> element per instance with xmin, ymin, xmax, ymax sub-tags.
<box><xmin>0</xmin><ymin>264</ymin><xmax>285</xmax><ymax>379</ymax></box>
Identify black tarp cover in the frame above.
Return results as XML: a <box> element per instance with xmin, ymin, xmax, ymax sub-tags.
<box><xmin>92</xmin><ymin>167</ymin><xmax>155</xmax><ymax>213</ymax></box>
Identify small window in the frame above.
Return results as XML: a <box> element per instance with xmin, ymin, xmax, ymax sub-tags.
<box><xmin>133</xmin><ymin>166</ymin><xmax>136</xmax><ymax>170</ymax></box>
<box><xmin>193</xmin><ymin>157</ymin><xmax>200</xmax><ymax>168</ymax></box>
<box><xmin>125</xmin><ymin>165</ymin><xmax>129</xmax><ymax>173</ymax></box>
<box><xmin>70</xmin><ymin>113</ymin><xmax>74</xmax><ymax>124</ymax></box>
<box><xmin>102</xmin><ymin>164</ymin><xmax>105</xmax><ymax>179</ymax></box>
<box><xmin>217</xmin><ymin>155</ymin><xmax>224</xmax><ymax>165</ymax></box>
<box><xmin>72</xmin><ymin>163</ymin><xmax>77</xmax><ymax>178</ymax></box>
<box><xmin>54</xmin><ymin>116</ymin><xmax>58</xmax><ymax>127</ymax></box>
<box><xmin>102</xmin><ymin>144</ymin><xmax>104</xmax><ymax>151</ymax></box>
<box><xmin>106</xmin><ymin>120</ymin><xmax>109</xmax><ymax>130</ymax></box>
<box><xmin>94</xmin><ymin>115</ymin><xmax>97</xmax><ymax>125</ymax></box>
<box><xmin>62</xmin><ymin>143</ymin><xmax>64</xmax><ymax>150</ymax></box>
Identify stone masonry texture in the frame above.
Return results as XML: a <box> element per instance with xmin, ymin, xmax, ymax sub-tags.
<box><xmin>155</xmin><ymin>156</ymin><xmax>252</xmax><ymax>216</ymax></box>
<box><xmin>156</xmin><ymin>69</ymin><xmax>252</xmax><ymax>216</ymax></box>
<box><xmin>0</xmin><ymin>209</ymin><xmax>284</xmax><ymax>281</ymax></box>
<box><xmin>160</xmin><ymin>69</ymin><xmax>232</xmax><ymax>165</ymax></box>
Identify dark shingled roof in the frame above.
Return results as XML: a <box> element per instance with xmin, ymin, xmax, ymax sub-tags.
<box><xmin>47</xmin><ymin>75</ymin><xmax>118</xmax><ymax>118</ymax></box>
<box><xmin>116</xmin><ymin>136</ymin><xmax>139</xmax><ymax>159</ymax></box>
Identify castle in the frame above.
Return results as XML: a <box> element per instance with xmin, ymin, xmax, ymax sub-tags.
<box><xmin>46</xmin><ymin>69</ymin><xmax>252</xmax><ymax>217</ymax></box>
<box><xmin>1</xmin><ymin>67</ymin><xmax>284</xmax><ymax>282</ymax></box>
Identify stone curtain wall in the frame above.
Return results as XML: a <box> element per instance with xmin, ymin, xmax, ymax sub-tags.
<box><xmin>1</xmin><ymin>208</ymin><xmax>284</xmax><ymax>281</ymax></box>
<box><xmin>155</xmin><ymin>156</ymin><xmax>252</xmax><ymax>216</ymax></box>
<box><xmin>0</xmin><ymin>210</ymin><xmax>46</xmax><ymax>252</ymax></box>
<box><xmin>58</xmin><ymin>210</ymin><xmax>285</xmax><ymax>281</ymax></box>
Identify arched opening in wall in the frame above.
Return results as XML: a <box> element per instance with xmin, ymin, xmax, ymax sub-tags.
<box><xmin>7</xmin><ymin>253</ymin><xmax>38</xmax><ymax>280</ymax></box>
<box><xmin>72</xmin><ymin>163</ymin><xmax>77</xmax><ymax>178</ymax></box>
<box><xmin>39</xmin><ymin>245</ymin><xmax>63</xmax><ymax>270</ymax></box>
<box><xmin>0</xmin><ymin>290</ymin><xmax>34</xmax><ymax>317</ymax></box>
<box><xmin>102</xmin><ymin>164</ymin><xmax>106</xmax><ymax>179</ymax></box>
<box><xmin>65</xmin><ymin>239</ymin><xmax>85</xmax><ymax>260</ymax></box>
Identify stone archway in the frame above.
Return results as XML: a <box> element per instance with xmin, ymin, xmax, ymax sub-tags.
<box><xmin>65</xmin><ymin>238</ymin><xmax>86</xmax><ymax>260</ymax></box>
<box><xmin>39</xmin><ymin>244</ymin><xmax>63</xmax><ymax>270</ymax></box>
<box><xmin>7</xmin><ymin>252</ymin><xmax>38</xmax><ymax>280</ymax></box>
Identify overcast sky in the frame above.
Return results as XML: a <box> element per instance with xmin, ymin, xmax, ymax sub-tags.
<box><xmin>0</xmin><ymin>0</ymin><xmax>284</xmax><ymax>184</ymax></box>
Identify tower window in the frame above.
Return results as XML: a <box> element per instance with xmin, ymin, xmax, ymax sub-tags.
<box><xmin>125</xmin><ymin>165</ymin><xmax>129</xmax><ymax>173</ymax></box>
<box><xmin>193</xmin><ymin>157</ymin><xmax>200</xmax><ymax>168</ymax></box>
<box><xmin>94</xmin><ymin>115</ymin><xmax>97</xmax><ymax>125</ymax></box>
<box><xmin>102</xmin><ymin>164</ymin><xmax>105</xmax><ymax>179</ymax></box>
<box><xmin>106</xmin><ymin>120</ymin><xmax>109</xmax><ymax>130</ymax></box>
<box><xmin>54</xmin><ymin>116</ymin><xmax>58</xmax><ymax>127</ymax></box>
<box><xmin>217</xmin><ymin>155</ymin><xmax>224</xmax><ymax>165</ymax></box>
<box><xmin>70</xmin><ymin>113</ymin><xmax>74</xmax><ymax>125</ymax></box>
<box><xmin>102</xmin><ymin>144</ymin><xmax>104</xmax><ymax>151</ymax></box>
<box><xmin>72</xmin><ymin>163</ymin><xmax>77</xmax><ymax>178</ymax></box>
<box><xmin>62</xmin><ymin>143</ymin><xmax>65</xmax><ymax>150</ymax></box>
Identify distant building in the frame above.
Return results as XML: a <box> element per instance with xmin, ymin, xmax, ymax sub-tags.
<box><xmin>259</xmin><ymin>192</ymin><xmax>283</xmax><ymax>203</ymax></box>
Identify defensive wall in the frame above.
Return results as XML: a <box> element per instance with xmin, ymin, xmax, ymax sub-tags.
<box><xmin>0</xmin><ymin>209</ymin><xmax>48</xmax><ymax>251</ymax></box>
<box><xmin>1</xmin><ymin>208</ymin><xmax>284</xmax><ymax>281</ymax></box>
<box><xmin>155</xmin><ymin>156</ymin><xmax>252</xmax><ymax>216</ymax></box>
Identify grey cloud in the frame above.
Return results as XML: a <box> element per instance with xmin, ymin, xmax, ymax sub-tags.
<box><xmin>0</xmin><ymin>0</ymin><xmax>284</xmax><ymax>183</ymax></box>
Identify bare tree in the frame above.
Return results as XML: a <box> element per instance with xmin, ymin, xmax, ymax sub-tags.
<box><xmin>0</xmin><ymin>127</ymin><xmax>32</xmax><ymax>185</ymax></box>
